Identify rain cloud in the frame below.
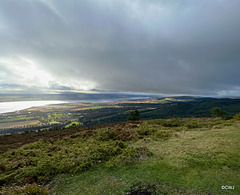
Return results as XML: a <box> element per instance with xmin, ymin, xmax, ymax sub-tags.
<box><xmin>0</xmin><ymin>0</ymin><xmax>240</xmax><ymax>95</ymax></box>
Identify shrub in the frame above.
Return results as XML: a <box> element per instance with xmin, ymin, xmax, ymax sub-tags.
<box><xmin>98</xmin><ymin>128</ymin><xmax>118</xmax><ymax>141</ymax></box>
<box><xmin>137</xmin><ymin>124</ymin><xmax>156</xmax><ymax>136</ymax></box>
<box><xmin>115</xmin><ymin>129</ymin><xmax>137</xmax><ymax>141</ymax></box>
<box><xmin>211</xmin><ymin>107</ymin><xmax>231</xmax><ymax>120</ymax></box>
<box><xmin>233</xmin><ymin>113</ymin><xmax>240</xmax><ymax>120</ymax></box>
<box><xmin>159</xmin><ymin>119</ymin><xmax>181</xmax><ymax>127</ymax></box>
<box><xmin>23</xmin><ymin>130</ymin><xmax>31</xmax><ymax>134</ymax></box>
<box><xmin>106</xmin><ymin>146</ymin><xmax>152</xmax><ymax>167</ymax></box>
<box><xmin>184</xmin><ymin>121</ymin><xmax>201</xmax><ymax>129</ymax></box>
<box><xmin>0</xmin><ymin>139</ymin><xmax>128</xmax><ymax>184</ymax></box>
<box><xmin>0</xmin><ymin>183</ymin><xmax>50</xmax><ymax>195</ymax></box>
<box><xmin>98</xmin><ymin>128</ymin><xmax>136</xmax><ymax>141</ymax></box>
<box><xmin>152</xmin><ymin>130</ymin><xmax>171</xmax><ymax>140</ymax></box>
<box><xmin>128</xmin><ymin>110</ymin><xmax>140</xmax><ymax>121</ymax></box>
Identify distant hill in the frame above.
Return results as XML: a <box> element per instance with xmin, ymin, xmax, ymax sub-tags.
<box><xmin>1</xmin><ymin>96</ymin><xmax>240</xmax><ymax>135</ymax></box>
<box><xmin>0</xmin><ymin>93</ymin><xmax>152</xmax><ymax>102</ymax></box>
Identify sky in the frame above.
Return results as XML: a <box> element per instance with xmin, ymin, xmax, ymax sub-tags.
<box><xmin>0</xmin><ymin>0</ymin><xmax>240</xmax><ymax>96</ymax></box>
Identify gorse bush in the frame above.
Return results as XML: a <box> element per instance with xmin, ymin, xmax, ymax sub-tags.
<box><xmin>152</xmin><ymin>130</ymin><xmax>171</xmax><ymax>140</ymax></box>
<box><xmin>137</xmin><ymin>123</ymin><xmax>156</xmax><ymax>136</ymax></box>
<box><xmin>184</xmin><ymin>121</ymin><xmax>201</xmax><ymax>129</ymax></box>
<box><xmin>0</xmin><ymin>138</ymin><xmax>127</xmax><ymax>185</ymax></box>
<box><xmin>97</xmin><ymin>128</ymin><xmax>119</xmax><ymax>141</ymax></box>
<box><xmin>97</xmin><ymin>128</ymin><xmax>137</xmax><ymax>141</ymax></box>
<box><xmin>153</xmin><ymin>119</ymin><xmax>182</xmax><ymax>127</ymax></box>
<box><xmin>0</xmin><ymin>183</ymin><xmax>50</xmax><ymax>195</ymax></box>
<box><xmin>106</xmin><ymin>146</ymin><xmax>152</xmax><ymax>168</ymax></box>
<box><xmin>233</xmin><ymin>113</ymin><xmax>240</xmax><ymax>120</ymax></box>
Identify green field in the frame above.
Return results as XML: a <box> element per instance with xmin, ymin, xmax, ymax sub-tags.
<box><xmin>65</xmin><ymin>122</ymin><xmax>81</xmax><ymax>128</ymax></box>
<box><xmin>0</xmin><ymin>117</ymin><xmax>239</xmax><ymax>194</ymax></box>
<box><xmin>0</xmin><ymin>117</ymin><xmax>34</xmax><ymax>123</ymax></box>
<box><xmin>87</xmin><ymin>106</ymin><xmax>104</xmax><ymax>109</ymax></box>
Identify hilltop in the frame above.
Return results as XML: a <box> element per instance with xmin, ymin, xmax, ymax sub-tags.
<box><xmin>0</xmin><ymin>116</ymin><xmax>240</xmax><ymax>194</ymax></box>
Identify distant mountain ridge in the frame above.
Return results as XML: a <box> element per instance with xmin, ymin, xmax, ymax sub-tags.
<box><xmin>0</xmin><ymin>93</ymin><xmax>152</xmax><ymax>102</ymax></box>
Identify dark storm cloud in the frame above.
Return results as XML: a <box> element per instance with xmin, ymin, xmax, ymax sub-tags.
<box><xmin>0</xmin><ymin>0</ymin><xmax>240</xmax><ymax>95</ymax></box>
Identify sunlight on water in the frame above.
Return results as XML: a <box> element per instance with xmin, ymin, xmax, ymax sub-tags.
<box><xmin>0</xmin><ymin>101</ymin><xmax>67</xmax><ymax>114</ymax></box>
<box><xmin>0</xmin><ymin>97</ymin><xmax>149</xmax><ymax>114</ymax></box>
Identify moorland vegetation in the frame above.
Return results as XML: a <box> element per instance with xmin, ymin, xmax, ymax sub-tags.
<box><xmin>1</xmin><ymin>111</ymin><xmax>240</xmax><ymax>194</ymax></box>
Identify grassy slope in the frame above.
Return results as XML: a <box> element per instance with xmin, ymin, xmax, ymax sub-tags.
<box><xmin>51</xmin><ymin>119</ymin><xmax>240</xmax><ymax>195</ymax></box>
<box><xmin>0</xmin><ymin>118</ymin><xmax>240</xmax><ymax>194</ymax></box>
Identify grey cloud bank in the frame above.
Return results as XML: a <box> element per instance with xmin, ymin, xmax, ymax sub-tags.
<box><xmin>0</xmin><ymin>0</ymin><xmax>240</xmax><ymax>95</ymax></box>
